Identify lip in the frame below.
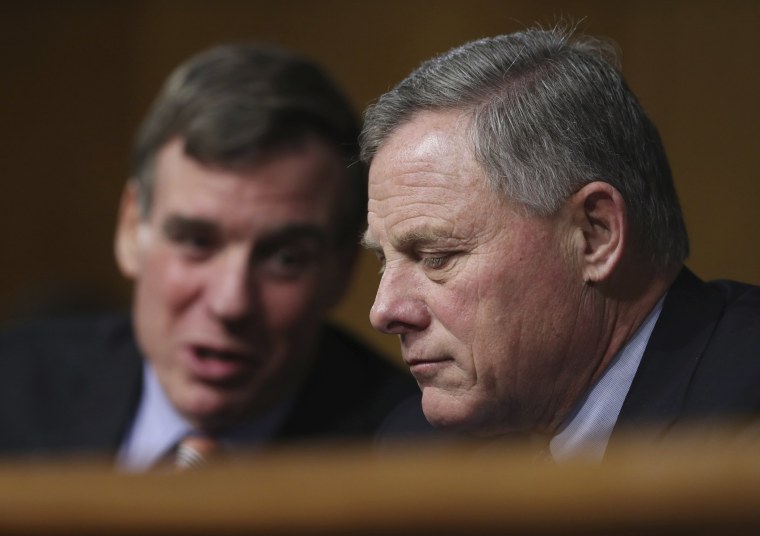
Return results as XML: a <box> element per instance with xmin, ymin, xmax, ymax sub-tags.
<box><xmin>183</xmin><ymin>343</ymin><xmax>258</xmax><ymax>383</ymax></box>
<box><xmin>404</xmin><ymin>356</ymin><xmax>454</xmax><ymax>379</ymax></box>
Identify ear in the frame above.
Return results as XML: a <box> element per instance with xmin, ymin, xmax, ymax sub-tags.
<box><xmin>114</xmin><ymin>180</ymin><xmax>143</xmax><ymax>280</ymax></box>
<box><xmin>567</xmin><ymin>181</ymin><xmax>627</xmax><ymax>284</ymax></box>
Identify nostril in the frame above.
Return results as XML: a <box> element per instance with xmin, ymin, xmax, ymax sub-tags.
<box><xmin>383</xmin><ymin>320</ymin><xmax>418</xmax><ymax>335</ymax></box>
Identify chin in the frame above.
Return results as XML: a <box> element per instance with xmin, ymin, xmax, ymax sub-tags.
<box><xmin>421</xmin><ymin>387</ymin><xmax>509</xmax><ymax>437</ymax></box>
<box><xmin>180</xmin><ymin>391</ymin><xmax>248</xmax><ymax>431</ymax></box>
<box><xmin>422</xmin><ymin>388</ymin><xmax>476</xmax><ymax>430</ymax></box>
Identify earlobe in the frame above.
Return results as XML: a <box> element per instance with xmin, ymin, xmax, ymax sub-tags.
<box><xmin>569</xmin><ymin>182</ymin><xmax>627</xmax><ymax>284</ymax></box>
<box><xmin>114</xmin><ymin>181</ymin><xmax>143</xmax><ymax>279</ymax></box>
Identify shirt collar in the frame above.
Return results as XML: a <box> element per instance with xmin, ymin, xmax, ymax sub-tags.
<box><xmin>117</xmin><ymin>363</ymin><xmax>293</xmax><ymax>471</ymax></box>
<box><xmin>549</xmin><ymin>295</ymin><xmax>665</xmax><ymax>462</ymax></box>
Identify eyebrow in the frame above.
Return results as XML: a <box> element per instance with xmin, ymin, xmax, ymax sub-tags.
<box><xmin>360</xmin><ymin>230</ymin><xmax>380</xmax><ymax>251</ymax></box>
<box><xmin>163</xmin><ymin>215</ymin><xmax>217</xmax><ymax>237</ymax></box>
<box><xmin>361</xmin><ymin>227</ymin><xmax>451</xmax><ymax>252</ymax></box>
<box><xmin>255</xmin><ymin>224</ymin><xmax>330</xmax><ymax>251</ymax></box>
<box><xmin>163</xmin><ymin>215</ymin><xmax>330</xmax><ymax>247</ymax></box>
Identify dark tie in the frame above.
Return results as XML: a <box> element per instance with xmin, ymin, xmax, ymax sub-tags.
<box><xmin>174</xmin><ymin>434</ymin><xmax>222</xmax><ymax>470</ymax></box>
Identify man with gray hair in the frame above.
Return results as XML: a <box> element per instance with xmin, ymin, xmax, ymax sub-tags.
<box><xmin>361</xmin><ymin>27</ymin><xmax>760</xmax><ymax>461</ymax></box>
<box><xmin>0</xmin><ymin>44</ymin><xmax>416</xmax><ymax>469</ymax></box>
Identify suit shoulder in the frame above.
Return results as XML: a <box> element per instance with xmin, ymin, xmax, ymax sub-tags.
<box><xmin>0</xmin><ymin>313</ymin><xmax>136</xmax><ymax>368</ymax></box>
<box><xmin>688</xmin><ymin>278</ymin><xmax>760</xmax><ymax>412</ymax></box>
<box><xmin>709</xmin><ymin>279</ymin><xmax>760</xmax><ymax>310</ymax></box>
<box><xmin>0</xmin><ymin>313</ymin><xmax>143</xmax><ymax>454</ymax></box>
<box><xmin>707</xmin><ymin>278</ymin><xmax>760</xmax><ymax>338</ymax></box>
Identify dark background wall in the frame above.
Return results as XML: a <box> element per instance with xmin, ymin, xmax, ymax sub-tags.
<box><xmin>2</xmin><ymin>0</ymin><xmax>758</xmax><ymax>361</ymax></box>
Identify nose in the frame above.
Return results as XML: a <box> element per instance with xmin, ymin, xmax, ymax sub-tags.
<box><xmin>206</xmin><ymin>252</ymin><xmax>256</xmax><ymax>322</ymax></box>
<box><xmin>369</xmin><ymin>264</ymin><xmax>431</xmax><ymax>335</ymax></box>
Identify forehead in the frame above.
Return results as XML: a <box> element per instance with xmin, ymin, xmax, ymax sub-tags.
<box><xmin>151</xmin><ymin>138</ymin><xmax>345</xmax><ymax>224</ymax></box>
<box><xmin>372</xmin><ymin>109</ymin><xmax>474</xmax><ymax>180</ymax></box>
<box><xmin>367</xmin><ymin>110</ymin><xmax>500</xmax><ymax>242</ymax></box>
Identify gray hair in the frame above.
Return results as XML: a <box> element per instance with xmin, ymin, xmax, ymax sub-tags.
<box><xmin>133</xmin><ymin>43</ymin><xmax>365</xmax><ymax>246</ymax></box>
<box><xmin>361</xmin><ymin>27</ymin><xmax>689</xmax><ymax>270</ymax></box>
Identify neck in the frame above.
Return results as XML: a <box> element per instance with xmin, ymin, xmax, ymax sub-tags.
<box><xmin>589</xmin><ymin>262</ymin><xmax>680</xmax><ymax>387</ymax></box>
<box><xmin>543</xmin><ymin>263</ymin><xmax>681</xmax><ymax>434</ymax></box>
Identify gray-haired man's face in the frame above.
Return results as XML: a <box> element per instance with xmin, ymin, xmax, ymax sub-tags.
<box><xmin>364</xmin><ymin>110</ymin><xmax>601</xmax><ymax>435</ymax></box>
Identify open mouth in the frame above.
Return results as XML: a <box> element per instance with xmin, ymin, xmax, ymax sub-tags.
<box><xmin>186</xmin><ymin>345</ymin><xmax>257</xmax><ymax>384</ymax></box>
<box><xmin>196</xmin><ymin>347</ymin><xmax>248</xmax><ymax>361</ymax></box>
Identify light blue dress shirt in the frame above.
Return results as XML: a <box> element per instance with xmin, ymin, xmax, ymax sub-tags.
<box><xmin>549</xmin><ymin>296</ymin><xmax>665</xmax><ymax>462</ymax></box>
<box><xmin>117</xmin><ymin>364</ymin><xmax>292</xmax><ymax>471</ymax></box>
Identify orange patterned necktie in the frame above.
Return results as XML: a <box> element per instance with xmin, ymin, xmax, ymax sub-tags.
<box><xmin>174</xmin><ymin>434</ymin><xmax>222</xmax><ymax>470</ymax></box>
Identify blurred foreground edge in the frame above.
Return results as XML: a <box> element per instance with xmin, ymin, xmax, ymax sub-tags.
<box><xmin>0</xmin><ymin>424</ymin><xmax>759</xmax><ymax>535</ymax></box>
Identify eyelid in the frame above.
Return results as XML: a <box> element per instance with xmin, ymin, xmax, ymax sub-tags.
<box><xmin>256</xmin><ymin>242</ymin><xmax>322</xmax><ymax>280</ymax></box>
<box><xmin>420</xmin><ymin>252</ymin><xmax>450</xmax><ymax>269</ymax></box>
<box><xmin>165</xmin><ymin>227</ymin><xmax>220</xmax><ymax>257</ymax></box>
<box><xmin>255</xmin><ymin>238</ymin><xmax>319</xmax><ymax>261</ymax></box>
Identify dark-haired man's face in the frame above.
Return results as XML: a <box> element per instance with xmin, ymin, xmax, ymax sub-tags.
<box><xmin>116</xmin><ymin>137</ymin><xmax>352</xmax><ymax>431</ymax></box>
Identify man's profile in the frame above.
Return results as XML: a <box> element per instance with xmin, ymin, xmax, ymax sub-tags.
<box><xmin>361</xmin><ymin>27</ymin><xmax>760</xmax><ymax>461</ymax></box>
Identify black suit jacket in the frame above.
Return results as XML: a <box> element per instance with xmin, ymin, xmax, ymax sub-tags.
<box><xmin>613</xmin><ymin>268</ymin><xmax>760</xmax><ymax>440</ymax></box>
<box><xmin>0</xmin><ymin>314</ymin><xmax>417</xmax><ymax>460</ymax></box>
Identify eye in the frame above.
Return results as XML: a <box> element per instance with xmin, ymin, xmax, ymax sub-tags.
<box><xmin>420</xmin><ymin>253</ymin><xmax>452</xmax><ymax>271</ymax></box>
<box><xmin>167</xmin><ymin>229</ymin><xmax>219</xmax><ymax>260</ymax></box>
<box><xmin>161</xmin><ymin>216</ymin><xmax>222</xmax><ymax>260</ymax></box>
<box><xmin>186</xmin><ymin>233</ymin><xmax>215</xmax><ymax>249</ymax></box>
<box><xmin>260</xmin><ymin>244</ymin><xmax>319</xmax><ymax>279</ymax></box>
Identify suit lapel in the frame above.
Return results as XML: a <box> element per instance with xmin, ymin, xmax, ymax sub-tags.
<box><xmin>65</xmin><ymin>316</ymin><xmax>144</xmax><ymax>454</ymax></box>
<box><xmin>614</xmin><ymin>268</ymin><xmax>726</xmax><ymax>437</ymax></box>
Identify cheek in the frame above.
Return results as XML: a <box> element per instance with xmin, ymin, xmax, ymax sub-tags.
<box><xmin>456</xmin><ymin>254</ymin><xmax>539</xmax><ymax>371</ymax></box>
<box><xmin>447</xmin><ymin>259</ymin><xmax>503</xmax><ymax>343</ymax></box>
<box><xmin>259</xmin><ymin>276</ymin><xmax>325</xmax><ymax>330</ymax></box>
<box><xmin>138</xmin><ymin>249</ymin><xmax>200</xmax><ymax>314</ymax></box>
<box><xmin>425</xmin><ymin>277</ymin><xmax>486</xmax><ymax>373</ymax></box>
<box><xmin>471</xmin><ymin>248</ymin><xmax>579</xmax><ymax>377</ymax></box>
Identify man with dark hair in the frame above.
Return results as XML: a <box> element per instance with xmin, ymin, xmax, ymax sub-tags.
<box><xmin>361</xmin><ymin>27</ymin><xmax>760</xmax><ymax>461</ymax></box>
<box><xmin>0</xmin><ymin>44</ymin><xmax>415</xmax><ymax>470</ymax></box>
